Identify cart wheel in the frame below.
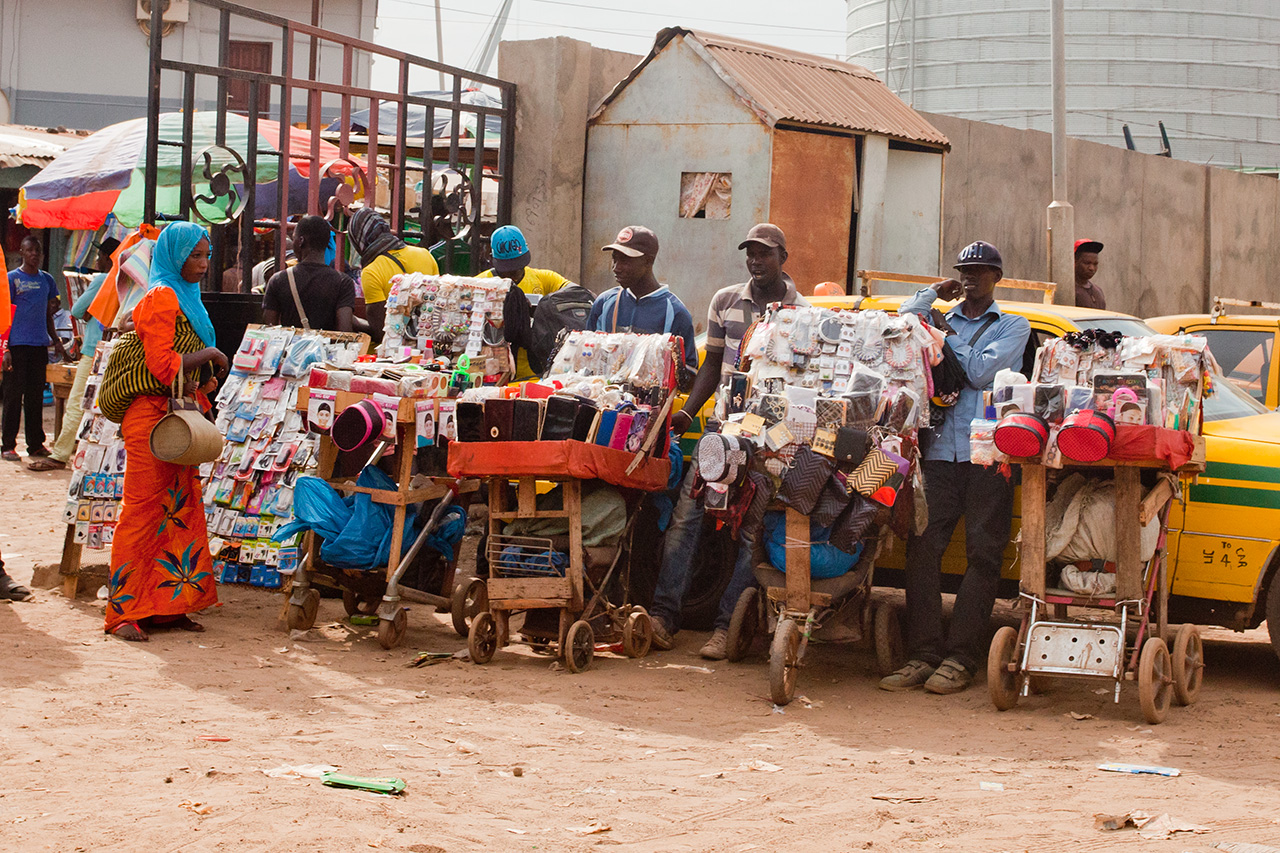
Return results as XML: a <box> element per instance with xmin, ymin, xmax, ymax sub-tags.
<box><xmin>769</xmin><ymin>618</ymin><xmax>802</xmax><ymax>705</ymax></box>
<box><xmin>1138</xmin><ymin>636</ymin><xmax>1173</xmax><ymax>724</ymax></box>
<box><xmin>622</xmin><ymin>610</ymin><xmax>653</xmax><ymax>659</ymax></box>
<box><xmin>872</xmin><ymin>601</ymin><xmax>905</xmax><ymax>677</ymax></box>
<box><xmin>342</xmin><ymin>588</ymin><xmax>379</xmax><ymax>618</ymax></box>
<box><xmin>287</xmin><ymin>588</ymin><xmax>320</xmax><ymax>631</ymax></box>
<box><xmin>468</xmin><ymin>611</ymin><xmax>498</xmax><ymax>664</ymax></box>
<box><xmin>564</xmin><ymin>619</ymin><xmax>594</xmax><ymax>673</ymax></box>
<box><xmin>727</xmin><ymin>588</ymin><xmax>760</xmax><ymax>662</ymax></box>
<box><xmin>1171</xmin><ymin>624</ymin><xmax>1204</xmax><ymax>706</ymax></box>
<box><xmin>377</xmin><ymin>608</ymin><xmax>408</xmax><ymax>650</ymax></box>
<box><xmin>988</xmin><ymin>626</ymin><xmax>1022</xmax><ymax>711</ymax></box>
<box><xmin>451</xmin><ymin>577</ymin><xmax>488</xmax><ymax>638</ymax></box>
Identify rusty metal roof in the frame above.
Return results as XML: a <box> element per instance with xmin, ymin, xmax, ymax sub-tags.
<box><xmin>592</xmin><ymin>28</ymin><xmax>949</xmax><ymax>150</ymax></box>
<box><xmin>0</xmin><ymin>125</ymin><xmax>86</xmax><ymax>169</ymax></box>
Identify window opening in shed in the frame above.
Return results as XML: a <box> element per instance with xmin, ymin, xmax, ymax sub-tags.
<box><xmin>679</xmin><ymin>172</ymin><xmax>731</xmax><ymax>219</ymax></box>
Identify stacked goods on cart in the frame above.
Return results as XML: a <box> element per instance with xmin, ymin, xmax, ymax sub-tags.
<box><xmin>204</xmin><ymin>326</ymin><xmax>368</xmax><ymax>589</ymax></box>
<box><xmin>61</xmin><ymin>337</ymin><xmax>126</xmax><ymax>551</ymax></box>
<box><xmin>378</xmin><ymin>272</ymin><xmax>513</xmax><ymax>379</ymax></box>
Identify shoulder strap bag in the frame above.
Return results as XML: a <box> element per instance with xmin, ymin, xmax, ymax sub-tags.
<box><xmin>286</xmin><ymin>265</ymin><xmax>311</xmax><ymax>331</ymax></box>
<box><xmin>149</xmin><ymin>368</ymin><xmax>224</xmax><ymax>466</ymax></box>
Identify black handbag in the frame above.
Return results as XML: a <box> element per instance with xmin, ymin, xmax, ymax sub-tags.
<box><xmin>833</xmin><ymin>426</ymin><xmax>870</xmax><ymax>468</ymax></box>
<box><xmin>540</xmin><ymin>395</ymin><xmax>578</xmax><ymax>440</ymax></box>
<box><xmin>811</xmin><ymin>472</ymin><xmax>853</xmax><ymax>527</ymax></box>
<box><xmin>830</xmin><ymin>492</ymin><xmax>879</xmax><ymax>554</ymax></box>
<box><xmin>776</xmin><ymin>445</ymin><xmax>835</xmax><ymax>515</ymax></box>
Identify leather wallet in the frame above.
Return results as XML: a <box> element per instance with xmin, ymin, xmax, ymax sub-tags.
<box><xmin>811</xmin><ymin>472</ymin><xmax>852</xmax><ymax>527</ymax></box>
<box><xmin>512</xmin><ymin>399</ymin><xmax>543</xmax><ymax>441</ymax></box>
<box><xmin>455</xmin><ymin>401</ymin><xmax>486</xmax><ymax>443</ymax></box>
<box><xmin>776</xmin><ymin>445</ymin><xmax>835</xmax><ymax>515</ymax></box>
<box><xmin>571</xmin><ymin>402</ymin><xmax>599</xmax><ymax>442</ymax></box>
<box><xmin>483</xmin><ymin>398</ymin><xmax>515</xmax><ymax>441</ymax></box>
<box><xmin>850</xmin><ymin>446</ymin><xmax>898</xmax><ymax>497</ymax></box>
<box><xmin>541</xmin><ymin>396</ymin><xmax>578</xmax><ymax>441</ymax></box>
<box><xmin>834</xmin><ymin>426</ymin><xmax>871</xmax><ymax>468</ymax></box>
<box><xmin>830</xmin><ymin>492</ymin><xmax>878</xmax><ymax>553</ymax></box>
<box><xmin>594</xmin><ymin>409</ymin><xmax>619</xmax><ymax>446</ymax></box>
<box><xmin>815</xmin><ymin>396</ymin><xmax>848</xmax><ymax>429</ymax></box>
<box><xmin>609</xmin><ymin>412</ymin><xmax>634</xmax><ymax>450</ymax></box>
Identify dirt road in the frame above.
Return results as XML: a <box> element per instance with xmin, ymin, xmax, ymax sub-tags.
<box><xmin>3</xmin><ymin>459</ymin><xmax>1280</xmax><ymax>853</ymax></box>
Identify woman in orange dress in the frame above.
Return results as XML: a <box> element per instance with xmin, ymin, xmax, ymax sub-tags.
<box><xmin>104</xmin><ymin>221</ymin><xmax>228</xmax><ymax>641</ymax></box>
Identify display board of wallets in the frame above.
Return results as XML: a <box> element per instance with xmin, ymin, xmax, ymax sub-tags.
<box><xmin>972</xmin><ymin>331</ymin><xmax>1210</xmax><ymax>466</ymax></box>
<box><xmin>379</xmin><ymin>272</ymin><xmax>512</xmax><ymax>364</ymax></box>
<box><xmin>62</xmin><ymin>336</ymin><xmax>125</xmax><ymax>551</ymax></box>
<box><xmin>204</xmin><ymin>325</ymin><xmax>370</xmax><ymax>588</ymax></box>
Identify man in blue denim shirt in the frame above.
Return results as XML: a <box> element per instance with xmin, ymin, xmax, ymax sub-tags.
<box><xmin>880</xmin><ymin>241</ymin><xmax>1030</xmax><ymax>695</ymax></box>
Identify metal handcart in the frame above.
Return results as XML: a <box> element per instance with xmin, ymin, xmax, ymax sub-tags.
<box><xmin>989</xmin><ymin>442</ymin><xmax>1206</xmax><ymax>724</ymax></box>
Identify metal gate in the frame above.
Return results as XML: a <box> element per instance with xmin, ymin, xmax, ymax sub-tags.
<box><xmin>142</xmin><ymin>0</ymin><xmax>516</xmax><ymax>287</ymax></box>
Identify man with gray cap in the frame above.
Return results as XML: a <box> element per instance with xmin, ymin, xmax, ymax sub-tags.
<box><xmin>880</xmin><ymin>240</ymin><xmax>1030</xmax><ymax>695</ymax></box>
<box><xmin>650</xmin><ymin>223</ymin><xmax>808</xmax><ymax>659</ymax></box>
<box><xmin>588</xmin><ymin>225</ymin><xmax>698</xmax><ymax>375</ymax></box>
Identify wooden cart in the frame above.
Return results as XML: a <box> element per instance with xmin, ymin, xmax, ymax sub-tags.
<box><xmin>290</xmin><ymin>387</ymin><xmax>480</xmax><ymax>648</ymax></box>
<box><xmin>989</xmin><ymin>440</ymin><xmax>1207</xmax><ymax>724</ymax></box>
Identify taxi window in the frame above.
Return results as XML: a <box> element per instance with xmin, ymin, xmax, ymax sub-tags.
<box><xmin>1196</xmin><ymin>329</ymin><xmax>1272</xmax><ymax>404</ymax></box>
<box><xmin>1072</xmin><ymin>317</ymin><xmax>1158</xmax><ymax>337</ymax></box>
<box><xmin>1203</xmin><ymin>370</ymin><xmax>1268</xmax><ymax>421</ymax></box>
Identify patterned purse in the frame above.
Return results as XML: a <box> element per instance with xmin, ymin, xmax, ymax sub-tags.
<box><xmin>815</xmin><ymin>396</ymin><xmax>848</xmax><ymax>430</ymax></box>
<box><xmin>850</xmin><ymin>446</ymin><xmax>899</xmax><ymax>497</ymax></box>
<box><xmin>754</xmin><ymin>393</ymin><xmax>789</xmax><ymax>425</ymax></box>
<box><xmin>811</xmin><ymin>471</ymin><xmax>853</xmax><ymax>526</ymax></box>
<box><xmin>830</xmin><ymin>492</ymin><xmax>879</xmax><ymax>554</ymax></box>
<box><xmin>776</xmin><ymin>445</ymin><xmax>835</xmax><ymax>515</ymax></box>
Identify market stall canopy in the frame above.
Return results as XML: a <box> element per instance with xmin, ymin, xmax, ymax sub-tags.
<box><xmin>17</xmin><ymin>113</ymin><xmax>365</xmax><ymax>231</ymax></box>
<box><xmin>0</xmin><ymin>124</ymin><xmax>86</xmax><ymax>169</ymax></box>
<box><xmin>324</xmin><ymin>89</ymin><xmax>503</xmax><ymax>140</ymax></box>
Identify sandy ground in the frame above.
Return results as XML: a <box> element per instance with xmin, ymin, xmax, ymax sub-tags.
<box><xmin>4</xmin><ymin>423</ymin><xmax>1280</xmax><ymax>852</ymax></box>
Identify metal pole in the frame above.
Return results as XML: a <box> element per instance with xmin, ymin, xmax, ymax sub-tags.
<box><xmin>435</xmin><ymin>0</ymin><xmax>446</xmax><ymax>89</ymax></box>
<box><xmin>909</xmin><ymin>0</ymin><xmax>916</xmax><ymax>106</ymax></box>
<box><xmin>884</xmin><ymin>0</ymin><xmax>892</xmax><ymax>84</ymax></box>
<box><xmin>1046</xmin><ymin>0</ymin><xmax>1075</xmax><ymax>305</ymax></box>
<box><xmin>143</xmin><ymin>0</ymin><xmax>165</xmax><ymax>225</ymax></box>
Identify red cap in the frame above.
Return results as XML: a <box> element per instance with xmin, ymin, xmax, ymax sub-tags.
<box><xmin>1074</xmin><ymin>239</ymin><xmax>1104</xmax><ymax>254</ymax></box>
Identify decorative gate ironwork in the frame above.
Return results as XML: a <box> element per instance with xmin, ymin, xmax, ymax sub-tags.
<box><xmin>142</xmin><ymin>0</ymin><xmax>516</xmax><ymax>288</ymax></box>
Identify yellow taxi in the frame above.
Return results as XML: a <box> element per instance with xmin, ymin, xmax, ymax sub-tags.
<box><xmin>682</xmin><ymin>292</ymin><xmax>1280</xmax><ymax>658</ymax></box>
<box><xmin>1147</xmin><ymin>299</ymin><xmax>1280</xmax><ymax>409</ymax></box>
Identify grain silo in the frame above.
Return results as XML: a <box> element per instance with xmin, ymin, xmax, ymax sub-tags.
<box><xmin>846</xmin><ymin>0</ymin><xmax>1280</xmax><ymax>168</ymax></box>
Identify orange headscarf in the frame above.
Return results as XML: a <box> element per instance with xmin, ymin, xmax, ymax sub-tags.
<box><xmin>88</xmin><ymin>223</ymin><xmax>161</xmax><ymax>328</ymax></box>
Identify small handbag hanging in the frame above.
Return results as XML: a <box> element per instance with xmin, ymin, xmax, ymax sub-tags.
<box><xmin>149</xmin><ymin>368</ymin><xmax>224</xmax><ymax>466</ymax></box>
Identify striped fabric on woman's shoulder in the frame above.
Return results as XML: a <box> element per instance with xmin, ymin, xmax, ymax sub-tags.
<box><xmin>98</xmin><ymin>314</ymin><xmax>203</xmax><ymax>423</ymax></box>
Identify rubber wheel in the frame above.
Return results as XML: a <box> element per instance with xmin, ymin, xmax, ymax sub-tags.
<box><xmin>377</xmin><ymin>608</ymin><xmax>408</xmax><ymax>650</ymax></box>
<box><xmin>451</xmin><ymin>577</ymin><xmax>488</xmax><ymax>638</ymax></box>
<box><xmin>342</xmin><ymin>588</ymin><xmax>378</xmax><ymax>617</ymax></box>
<box><xmin>872</xmin><ymin>601</ymin><xmax>906</xmax><ymax>677</ymax></box>
<box><xmin>988</xmin><ymin>625</ymin><xmax>1022</xmax><ymax>711</ymax></box>
<box><xmin>769</xmin><ymin>618</ymin><xmax>802</xmax><ymax>705</ymax></box>
<box><xmin>1171</xmin><ymin>624</ymin><xmax>1204</xmax><ymax>706</ymax></box>
<box><xmin>468</xmin><ymin>611</ymin><xmax>497</xmax><ymax>664</ymax></box>
<box><xmin>622</xmin><ymin>610</ymin><xmax>653</xmax><ymax>659</ymax></box>
<box><xmin>727</xmin><ymin>588</ymin><xmax>760</xmax><ymax>662</ymax></box>
<box><xmin>564</xmin><ymin>619</ymin><xmax>594</xmax><ymax>673</ymax></box>
<box><xmin>1138</xmin><ymin>636</ymin><xmax>1173</xmax><ymax>724</ymax></box>
<box><xmin>287</xmin><ymin>587</ymin><xmax>320</xmax><ymax>631</ymax></box>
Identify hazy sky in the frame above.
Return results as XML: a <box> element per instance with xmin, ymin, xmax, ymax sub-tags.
<box><xmin>371</xmin><ymin>0</ymin><xmax>848</xmax><ymax>88</ymax></box>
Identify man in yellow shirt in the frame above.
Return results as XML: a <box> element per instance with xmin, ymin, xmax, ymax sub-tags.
<box><xmin>478</xmin><ymin>225</ymin><xmax>572</xmax><ymax>380</ymax></box>
<box><xmin>347</xmin><ymin>207</ymin><xmax>439</xmax><ymax>344</ymax></box>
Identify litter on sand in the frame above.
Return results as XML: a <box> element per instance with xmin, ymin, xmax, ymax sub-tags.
<box><xmin>1097</xmin><ymin>762</ymin><xmax>1181</xmax><ymax>777</ymax></box>
<box><xmin>320</xmin><ymin>772</ymin><xmax>406</xmax><ymax>795</ymax></box>
<box><xmin>1069</xmin><ymin>712</ymin><xmax>1095</xmax><ymax>720</ymax></box>
<box><xmin>1095</xmin><ymin>811</ymin><xmax>1208</xmax><ymax>839</ymax></box>
<box><xmin>1216</xmin><ymin>844</ymin><xmax>1280</xmax><ymax>853</ymax></box>
<box><xmin>567</xmin><ymin>822</ymin><xmax>612</xmax><ymax>835</ymax></box>
<box><xmin>979</xmin><ymin>781</ymin><xmax>1005</xmax><ymax>792</ymax></box>
<box><xmin>871</xmin><ymin>794</ymin><xmax>935</xmax><ymax>804</ymax></box>
<box><xmin>178</xmin><ymin>800</ymin><xmax>213</xmax><ymax>815</ymax></box>
<box><xmin>261</xmin><ymin>764</ymin><xmax>339</xmax><ymax>779</ymax></box>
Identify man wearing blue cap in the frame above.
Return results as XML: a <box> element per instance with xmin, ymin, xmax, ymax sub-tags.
<box><xmin>880</xmin><ymin>240</ymin><xmax>1030</xmax><ymax>695</ymax></box>
<box><xmin>478</xmin><ymin>225</ymin><xmax>572</xmax><ymax>380</ymax></box>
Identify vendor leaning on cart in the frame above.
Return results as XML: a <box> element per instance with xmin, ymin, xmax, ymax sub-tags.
<box><xmin>879</xmin><ymin>241</ymin><xmax>1030</xmax><ymax>695</ymax></box>
<box><xmin>587</xmin><ymin>226</ymin><xmax>699</xmax><ymax>378</ymax></box>
<box><xmin>477</xmin><ymin>225</ymin><xmax>573</xmax><ymax>381</ymax></box>
<box><xmin>650</xmin><ymin>223</ymin><xmax>808</xmax><ymax>658</ymax></box>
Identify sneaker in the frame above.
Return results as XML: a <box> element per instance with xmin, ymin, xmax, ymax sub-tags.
<box><xmin>0</xmin><ymin>573</ymin><xmax>32</xmax><ymax>602</ymax></box>
<box><xmin>699</xmin><ymin>628</ymin><xmax>729</xmax><ymax>661</ymax></box>
<box><xmin>923</xmin><ymin>658</ymin><xmax>973</xmax><ymax>695</ymax></box>
<box><xmin>27</xmin><ymin>446</ymin><xmax>50</xmax><ymax>457</ymax></box>
<box><xmin>878</xmin><ymin>659</ymin><xmax>937</xmax><ymax>692</ymax></box>
<box><xmin>650</xmin><ymin>616</ymin><xmax>675</xmax><ymax>651</ymax></box>
<box><xmin>1</xmin><ymin>451</ymin><xmax>19</xmax><ymax>462</ymax></box>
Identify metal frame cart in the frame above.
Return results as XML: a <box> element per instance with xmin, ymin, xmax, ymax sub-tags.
<box><xmin>289</xmin><ymin>387</ymin><xmax>480</xmax><ymax>648</ymax></box>
<box><xmin>447</xmin><ymin>440</ymin><xmax>670</xmax><ymax>673</ymax></box>
<box><xmin>727</xmin><ymin>507</ymin><xmax>902</xmax><ymax>705</ymax></box>
<box><xmin>989</xmin><ymin>441</ymin><xmax>1206</xmax><ymax>724</ymax></box>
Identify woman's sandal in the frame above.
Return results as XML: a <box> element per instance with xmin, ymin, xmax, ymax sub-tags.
<box><xmin>26</xmin><ymin>458</ymin><xmax>65</xmax><ymax>472</ymax></box>
<box><xmin>151</xmin><ymin>615</ymin><xmax>205</xmax><ymax>632</ymax></box>
<box><xmin>111</xmin><ymin>622</ymin><xmax>149</xmax><ymax>642</ymax></box>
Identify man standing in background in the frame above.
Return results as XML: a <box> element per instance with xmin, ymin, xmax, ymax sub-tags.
<box><xmin>1073</xmin><ymin>239</ymin><xmax>1106</xmax><ymax>310</ymax></box>
<box><xmin>4</xmin><ymin>235</ymin><xmax>69</xmax><ymax>462</ymax></box>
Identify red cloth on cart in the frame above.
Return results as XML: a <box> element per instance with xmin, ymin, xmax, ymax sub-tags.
<box><xmin>447</xmin><ymin>440</ymin><xmax>670</xmax><ymax>492</ymax></box>
<box><xmin>1107</xmin><ymin>424</ymin><xmax>1198</xmax><ymax>469</ymax></box>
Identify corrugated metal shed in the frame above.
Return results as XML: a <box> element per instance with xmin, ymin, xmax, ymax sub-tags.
<box><xmin>0</xmin><ymin>125</ymin><xmax>84</xmax><ymax>169</ymax></box>
<box><xmin>592</xmin><ymin>27</ymin><xmax>949</xmax><ymax>150</ymax></box>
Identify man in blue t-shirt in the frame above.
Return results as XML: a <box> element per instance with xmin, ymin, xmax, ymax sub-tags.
<box><xmin>587</xmin><ymin>226</ymin><xmax>698</xmax><ymax>380</ymax></box>
<box><xmin>4</xmin><ymin>235</ymin><xmax>69</xmax><ymax>461</ymax></box>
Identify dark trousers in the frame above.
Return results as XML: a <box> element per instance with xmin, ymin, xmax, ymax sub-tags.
<box><xmin>903</xmin><ymin>459</ymin><xmax>1015</xmax><ymax>673</ymax></box>
<box><xmin>2</xmin><ymin>345</ymin><xmax>48</xmax><ymax>454</ymax></box>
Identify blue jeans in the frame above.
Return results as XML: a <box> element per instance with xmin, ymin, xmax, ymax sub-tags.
<box><xmin>650</xmin><ymin>466</ymin><xmax>759</xmax><ymax>633</ymax></box>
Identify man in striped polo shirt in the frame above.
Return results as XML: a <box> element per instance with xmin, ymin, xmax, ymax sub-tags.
<box><xmin>652</xmin><ymin>223</ymin><xmax>808</xmax><ymax>659</ymax></box>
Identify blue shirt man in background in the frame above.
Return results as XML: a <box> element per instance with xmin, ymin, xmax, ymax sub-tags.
<box><xmin>4</xmin><ymin>234</ymin><xmax>68</xmax><ymax>462</ymax></box>
<box><xmin>587</xmin><ymin>225</ymin><xmax>698</xmax><ymax>379</ymax></box>
<box><xmin>880</xmin><ymin>240</ymin><xmax>1030</xmax><ymax>696</ymax></box>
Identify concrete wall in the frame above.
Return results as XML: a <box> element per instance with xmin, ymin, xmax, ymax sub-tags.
<box><xmin>0</xmin><ymin>0</ymin><xmax>376</xmax><ymax>130</ymax></box>
<box><xmin>924</xmin><ymin>111</ymin><xmax>1230</xmax><ymax>317</ymax></box>
<box><xmin>497</xmin><ymin>37</ymin><xmax>639</xmax><ymax>283</ymax></box>
<box><xmin>583</xmin><ymin>36</ymin><xmax>773</xmax><ymax>328</ymax></box>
